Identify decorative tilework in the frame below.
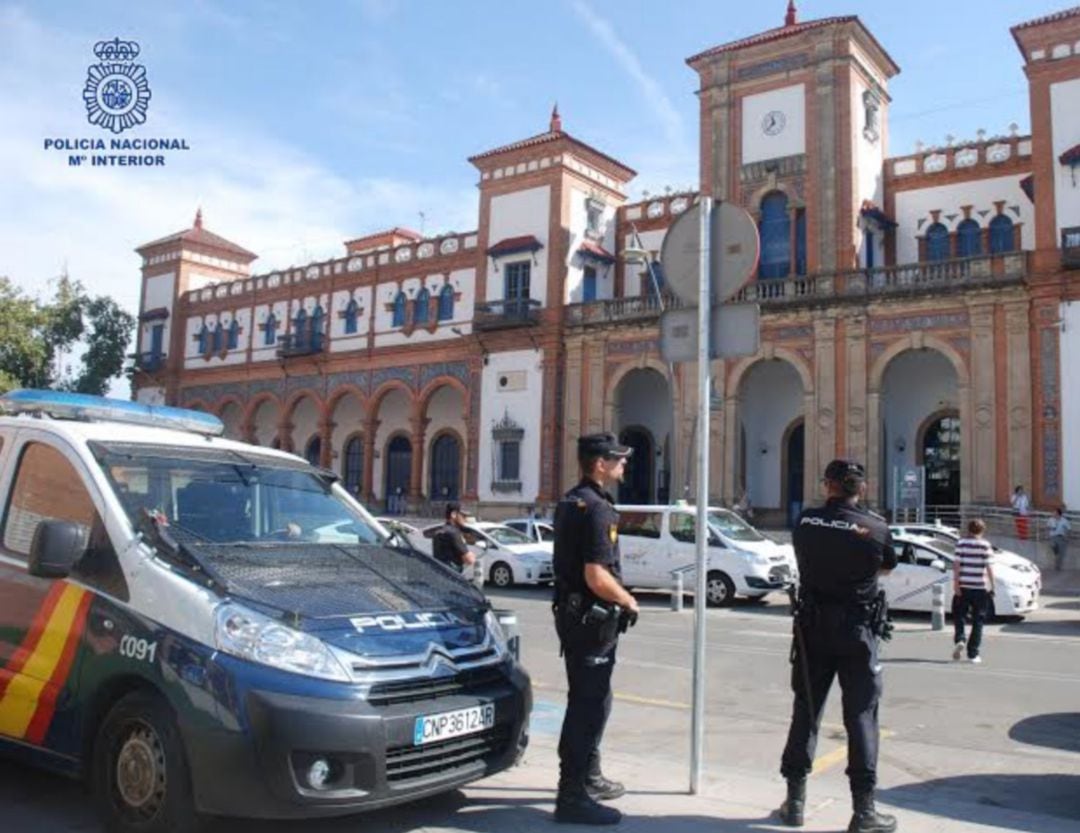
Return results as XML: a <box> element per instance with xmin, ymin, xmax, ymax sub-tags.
<box><xmin>419</xmin><ymin>361</ymin><xmax>470</xmax><ymax>389</ymax></box>
<box><xmin>869</xmin><ymin>312</ymin><xmax>968</xmax><ymax>334</ymax></box>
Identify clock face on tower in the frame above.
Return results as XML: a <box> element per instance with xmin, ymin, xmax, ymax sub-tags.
<box><xmin>762</xmin><ymin>110</ymin><xmax>787</xmax><ymax>136</ymax></box>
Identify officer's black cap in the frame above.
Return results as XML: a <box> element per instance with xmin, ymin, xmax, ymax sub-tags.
<box><xmin>823</xmin><ymin>459</ymin><xmax>866</xmax><ymax>482</ymax></box>
<box><xmin>578</xmin><ymin>432</ymin><xmax>633</xmax><ymax>460</ymax></box>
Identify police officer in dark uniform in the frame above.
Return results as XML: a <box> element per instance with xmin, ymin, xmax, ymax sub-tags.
<box><xmin>778</xmin><ymin>460</ymin><xmax>899</xmax><ymax>833</ymax></box>
<box><xmin>431</xmin><ymin>501</ymin><xmax>476</xmax><ymax>575</ymax></box>
<box><xmin>552</xmin><ymin>432</ymin><xmax>639</xmax><ymax>826</ymax></box>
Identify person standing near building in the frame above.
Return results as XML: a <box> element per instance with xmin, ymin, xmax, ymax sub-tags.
<box><xmin>1011</xmin><ymin>485</ymin><xmax>1031</xmax><ymax>540</ymax></box>
<box><xmin>431</xmin><ymin>501</ymin><xmax>476</xmax><ymax>575</ymax></box>
<box><xmin>552</xmin><ymin>432</ymin><xmax>638</xmax><ymax>826</ymax></box>
<box><xmin>778</xmin><ymin>460</ymin><xmax>898</xmax><ymax>833</ymax></box>
<box><xmin>952</xmin><ymin>519</ymin><xmax>995</xmax><ymax>663</ymax></box>
<box><xmin>1049</xmin><ymin>507</ymin><xmax>1070</xmax><ymax>571</ymax></box>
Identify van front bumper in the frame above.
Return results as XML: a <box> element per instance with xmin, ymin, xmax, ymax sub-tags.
<box><xmin>186</xmin><ymin>658</ymin><xmax>531</xmax><ymax>819</ymax></box>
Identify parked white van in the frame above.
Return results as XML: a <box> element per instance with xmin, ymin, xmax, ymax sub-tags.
<box><xmin>614</xmin><ymin>504</ymin><xmax>796</xmax><ymax>606</ymax></box>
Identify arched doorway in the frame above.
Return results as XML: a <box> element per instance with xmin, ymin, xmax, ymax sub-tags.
<box><xmin>430</xmin><ymin>433</ymin><xmax>461</xmax><ymax>501</ymax></box>
<box><xmin>385</xmin><ymin>436</ymin><xmax>412</xmax><ymax>512</ymax></box>
<box><xmin>618</xmin><ymin>427</ymin><xmax>654</xmax><ymax>505</ymax></box>
<box><xmin>737</xmin><ymin>359</ymin><xmax>804</xmax><ymax>513</ymax></box>
<box><xmin>784</xmin><ymin>420</ymin><xmax>805</xmax><ymax>527</ymax></box>
<box><xmin>613</xmin><ymin>368</ymin><xmax>672</xmax><ymax>505</ymax></box>
<box><xmin>920</xmin><ymin>412</ymin><xmax>961</xmax><ymax>506</ymax></box>
<box><xmin>304</xmin><ymin>435</ymin><xmax>322</xmax><ymax>467</ymax></box>
<box><xmin>343</xmin><ymin>435</ymin><xmax>364</xmax><ymax>497</ymax></box>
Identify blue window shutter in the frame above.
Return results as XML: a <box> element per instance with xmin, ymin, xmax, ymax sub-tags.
<box><xmin>758</xmin><ymin>192</ymin><xmax>791</xmax><ymax>279</ymax></box>
<box><xmin>926</xmin><ymin>223</ymin><xmax>949</xmax><ymax>261</ymax></box>
<box><xmin>344</xmin><ymin>300</ymin><xmax>358</xmax><ymax>334</ymax></box>
<box><xmin>227</xmin><ymin>320</ymin><xmax>239</xmax><ymax>349</ymax></box>
<box><xmin>864</xmin><ymin>229</ymin><xmax>875</xmax><ymax>270</ymax></box>
<box><xmin>989</xmin><ymin>215</ymin><xmax>1014</xmax><ymax>253</ymax></box>
<box><xmin>265</xmin><ymin>314</ymin><xmax>277</xmax><ymax>346</ymax></box>
<box><xmin>795</xmin><ymin>210</ymin><xmax>807</xmax><ymax>275</ymax></box>
<box><xmin>392</xmin><ymin>292</ymin><xmax>406</xmax><ymax>327</ymax></box>
<box><xmin>197</xmin><ymin>326</ymin><xmax>207</xmax><ymax>353</ymax></box>
<box><xmin>582</xmin><ymin>266</ymin><xmax>597</xmax><ymax>302</ymax></box>
<box><xmin>438</xmin><ymin>285</ymin><xmax>454</xmax><ymax>321</ymax></box>
<box><xmin>150</xmin><ymin>324</ymin><xmax>164</xmax><ymax>355</ymax></box>
<box><xmin>415</xmin><ymin>288</ymin><xmax>430</xmax><ymax>324</ymax></box>
<box><xmin>956</xmin><ymin>219</ymin><xmax>981</xmax><ymax>257</ymax></box>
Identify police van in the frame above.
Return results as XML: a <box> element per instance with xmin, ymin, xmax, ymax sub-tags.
<box><xmin>0</xmin><ymin>391</ymin><xmax>531</xmax><ymax>832</ymax></box>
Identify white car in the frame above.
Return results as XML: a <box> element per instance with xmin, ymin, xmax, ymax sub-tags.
<box><xmin>614</xmin><ymin>504</ymin><xmax>797</xmax><ymax>606</ymax></box>
<box><xmin>889</xmin><ymin>522</ymin><xmax>1042</xmax><ymax>585</ymax></box>
<box><xmin>420</xmin><ymin>521</ymin><xmax>554</xmax><ymax>588</ymax></box>
<box><xmin>885</xmin><ymin>532</ymin><xmax>1040</xmax><ymax>617</ymax></box>
<box><xmin>503</xmin><ymin>518</ymin><xmax>555</xmax><ymax>547</ymax></box>
<box><xmin>373</xmin><ymin>517</ymin><xmax>428</xmax><ymax>552</ymax></box>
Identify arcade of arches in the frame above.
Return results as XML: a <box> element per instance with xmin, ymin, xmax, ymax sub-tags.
<box><xmin>193</xmin><ymin>379</ymin><xmax>469</xmax><ymax>511</ymax></box>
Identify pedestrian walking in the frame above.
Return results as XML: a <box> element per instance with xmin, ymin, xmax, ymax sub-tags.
<box><xmin>1011</xmin><ymin>485</ymin><xmax>1031</xmax><ymax>540</ymax></box>
<box><xmin>551</xmin><ymin>432</ymin><xmax>638</xmax><ymax>825</ymax></box>
<box><xmin>431</xmin><ymin>501</ymin><xmax>477</xmax><ymax>575</ymax></box>
<box><xmin>778</xmin><ymin>459</ymin><xmax>898</xmax><ymax>833</ymax></box>
<box><xmin>952</xmin><ymin>519</ymin><xmax>995</xmax><ymax>664</ymax></box>
<box><xmin>1048</xmin><ymin>506</ymin><xmax>1070</xmax><ymax>571</ymax></box>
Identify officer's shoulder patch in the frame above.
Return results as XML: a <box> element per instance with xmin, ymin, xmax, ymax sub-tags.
<box><xmin>609</xmin><ymin>524</ymin><xmax>618</xmax><ymax>544</ymax></box>
<box><xmin>576</xmin><ymin>499</ymin><xmax>588</xmax><ymax>510</ymax></box>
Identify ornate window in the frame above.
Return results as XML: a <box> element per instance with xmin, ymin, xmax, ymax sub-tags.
<box><xmin>956</xmin><ymin>219</ymin><xmax>981</xmax><ymax>257</ymax></box>
<box><xmin>989</xmin><ymin>214</ymin><xmax>1015</xmax><ymax>253</ymax></box>
<box><xmin>264</xmin><ymin>313</ymin><xmax>278</xmax><ymax>346</ymax></box>
<box><xmin>343</xmin><ymin>299</ymin><xmax>359</xmax><ymax>334</ymax></box>
<box><xmin>196</xmin><ymin>324</ymin><xmax>208</xmax><ymax>354</ymax></box>
<box><xmin>311</xmin><ymin>305</ymin><xmax>325</xmax><ymax>349</ymax></box>
<box><xmin>414</xmin><ymin>287</ymin><xmax>430</xmax><ymax>325</ymax></box>
<box><xmin>391</xmin><ymin>291</ymin><xmax>407</xmax><ymax>327</ymax></box>
<box><xmin>227</xmin><ymin>319</ymin><xmax>240</xmax><ymax>349</ymax></box>
<box><xmin>211</xmin><ymin>323</ymin><xmax>224</xmax><ymax>353</ymax></box>
<box><xmin>437</xmin><ymin>284</ymin><xmax>455</xmax><ymax>321</ymax></box>
<box><xmin>585</xmin><ymin>196</ymin><xmax>604</xmax><ymax>238</ymax></box>
<box><xmin>862</xmin><ymin>89</ymin><xmax>880</xmax><ymax>142</ymax></box>
<box><xmin>582</xmin><ymin>265</ymin><xmax>597</xmax><ymax>302</ymax></box>
<box><xmin>758</xmin><ymin>191</ymin><xmax>791</xmax><ymax>279</ymax></box>
<box><xmin>504</xmin><ymin>262</ymin><xmax>531</xmax><ymax>304</ymax></box>
<box><xmin>293</xmin><ymin>308</ymin><xmax>307</xmax><ymax>347</ymax></box>
<box><xmin>926</xmin><ymin>222</ymin><xmax>949</xmax><ymax>262</ymax></box>
<box><xmin>491</xmin><ymin>410</ymin><xmax>524</xmax><ymax>493</ymax></box>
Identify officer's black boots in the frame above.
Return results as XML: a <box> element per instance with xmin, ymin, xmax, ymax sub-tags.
<box><xmin>585</xmin><ymin>772</ymin><xmax>626</xmax><ymax>801</ymax></box>
<box><xmin>777</xmin><ymin>778</ymin><xmax>806</xmax><ymax>826</ymax></box>
<box><xmin>555</xmin><ymin>783</ymin><xmax>622</xmax><ymax>825</ymax></box>
<box><xmin>848</xmin><ymin>792</ymin><xmax>898</xmax><ymax>833</ymax></box>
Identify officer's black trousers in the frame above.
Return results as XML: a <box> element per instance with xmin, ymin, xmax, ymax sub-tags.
<box><xmin>558</xmin><ymin>641</ymin><xmax>617</xmax><ymax>787</ymax></box>
<box><xmin>780</xmin><ymin>609</ymin><xmax>882</xmax><ymax>794</ymax></box>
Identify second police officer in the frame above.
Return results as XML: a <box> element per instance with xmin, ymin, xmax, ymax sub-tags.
<box><xmin>778</xmin><ymin>460</ymin><xmax>899</xmax><ymax>833</ymax></box>
<box><xmin>552</xmin><ymin>432</ymin><xmax>639</xmax><ymax>826</ymax></box>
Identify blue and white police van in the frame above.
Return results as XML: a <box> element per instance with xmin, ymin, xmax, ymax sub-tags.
<box><xmin>0</xmin><ymin>390</ymin><xmax>531</xmax><ymax>832</ymax></box>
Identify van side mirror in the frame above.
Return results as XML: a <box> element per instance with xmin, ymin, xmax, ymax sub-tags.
<box><xmin>29</xmin><ymin>520</ymin><xmax>89</xmax><ymax>579</ymax></box>
<box><xmin>930</xmin><ymin>559</ymin><xmax>946</xmax><ymax>572</ymax></box>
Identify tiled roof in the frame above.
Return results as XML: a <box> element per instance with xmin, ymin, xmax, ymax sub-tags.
<box><xmin>1011</xmin><ymin>6</ymin><xmax>1080</xmax><ymax>31</ymax></box>
<box><xmin>1060</xmin><ymin>143</ymin><xmax>1080</xmax><ymax>166</ymax></box>
<box><xmin>487</xmin><ymin>235</ymin><xmax>543</xmax><ymax>256</ymax></box>
<box><xmin>578</xmin><ymin>240</ymin><xmax>616</xmax><ymax>263</ymax></box>
<box><xmin>137</xmin><ymin>226</ymin><xmax>257</xmax><ymax>260</ymax></box>
<box><xmin>469</xmin><ymin>130</ymin><xmax>636</xmax><ymax>179</ymax></box>
<box><xmin>686</xmin><ymin>16</ymin><xmax>898</xmax><ymax>74</ymax></box>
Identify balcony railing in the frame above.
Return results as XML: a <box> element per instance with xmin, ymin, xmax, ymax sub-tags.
<box><xmin>132</xmin><ymin>351</ymin><xmax>166</xmax><ymax>372</ymax></box>
<box><xmin>474</xmin><ymin>298</ymin><xmax>541</xmax><ymax>331</ymax></box>
<box><xmin>1063</xmin><ymin>227</ymin><xmax>1080</xmax><ymax>269</ymax></box>
<box><xmin>277</xmin><ymin>332</ymin><xmax>325</xmax><ymax>358</ymax></box>
<box><xmin>565</xmin><ymin>252</ymin><xmax>1028</xmax><ymax>326</ymax></box>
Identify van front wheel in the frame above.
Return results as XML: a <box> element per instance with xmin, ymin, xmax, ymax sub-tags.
<box><xmin>92</xmin><ymin>690</ymin><xmax>201</xmax><ymax>833</ymax></box>
<box><xmin>706</xmin><ymin>571</ymin><xmax>736</xmax><ymax>607</ymax></box>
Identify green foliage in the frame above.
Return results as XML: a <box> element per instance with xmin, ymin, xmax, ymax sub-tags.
<box><xmin>0</xmin><ymin>274</ymin><xmax>135</xmax><ymax>395</ymax></box>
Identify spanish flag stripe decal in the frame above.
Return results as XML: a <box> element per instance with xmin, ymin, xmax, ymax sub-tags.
<box><xmin>24</xmin><ymin>590</ymin><xmax>93</xmax><ymax>745</ymax></box>
<box><xmin>0</xmin><ymin>582</ymin><xmax>68</xmax><ymax>696</ymax></box>
<box><xmin>0</xmin><ymin>583</ymin><xmax>89</xmax><ymax>740</ymax></box>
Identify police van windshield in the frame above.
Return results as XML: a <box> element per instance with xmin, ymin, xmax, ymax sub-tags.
<box><xmin>707</xmin><ymin>509</ymin><xmax>765</xmax><ymax>543</ymax></box>
<box><xmin>96</xmin><ymin>445</ymin><xmax>383</xmax><ymax>546</ymax></box>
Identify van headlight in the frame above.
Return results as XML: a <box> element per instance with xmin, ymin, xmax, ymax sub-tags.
<box><xmin>739</xmin><ymin>551</ymin><xmax>770</xmax><ymax>567</ymax></box>
<box><xmin>214</xmin><ymin>602</ymin><xmax>349</xmax><ymax>682</ymax></box>
<box><xmin>484</xmin><ymin>610</ymin><xmax>510</xmax><ymax>654</ymax></box>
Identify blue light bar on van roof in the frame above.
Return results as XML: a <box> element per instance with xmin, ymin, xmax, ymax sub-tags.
<box><xmin>0</xmin><ymin>389</ymin><xmax>225</xmax><ymax>437</ymax></box>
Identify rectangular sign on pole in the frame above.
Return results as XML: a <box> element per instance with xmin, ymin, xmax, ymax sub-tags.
<box><xmin>660</xmin><ymin>304</ymin><xmax>761</xmax><ymax>364</ymax></box>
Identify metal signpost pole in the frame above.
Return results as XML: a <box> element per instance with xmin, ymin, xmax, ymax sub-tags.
<box><xmin>690</xmin><ymin>195</ymin><xmax>712</xmax><ymax>794</ymax></box>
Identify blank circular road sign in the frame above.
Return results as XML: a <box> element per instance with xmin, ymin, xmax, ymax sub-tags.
<box><xmin>660</xmin><ymin>202</ymin><xmax>760</xmax><ymax>306</ymax></box>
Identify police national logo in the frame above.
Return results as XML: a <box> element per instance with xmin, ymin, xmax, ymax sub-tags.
<box><xmin>83</xmin><ymin>38</ymin><xmax>150</xmax><ymax>134</ymax></box>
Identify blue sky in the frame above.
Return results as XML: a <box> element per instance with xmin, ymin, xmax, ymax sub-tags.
<box><xmin>0</xmin><ymin>0</ymin><xmax>1065</xmax><ymax>329</ymax></box>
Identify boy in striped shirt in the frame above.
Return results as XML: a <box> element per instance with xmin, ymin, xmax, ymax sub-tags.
<box><xmin>952</xmin><ymin>519</ymin><xmax>995</xmax><ymax>663</ymax></box>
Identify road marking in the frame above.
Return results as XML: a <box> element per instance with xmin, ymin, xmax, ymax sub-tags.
<box><xmin>811</xmin><ymin>730</ymin><xmax>895</xmax><ymax>776</ymax></box>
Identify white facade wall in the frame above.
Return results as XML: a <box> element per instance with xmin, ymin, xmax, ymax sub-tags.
<box><xmin>373</xmin><ymin>269</ymin><xmax>475</xmax><ymax>349</ymax></box>
<box><xmin>478</xmin><ymin>349</ymin><xmax>544</xmax><ymax>503</ymax></box>
<box><xmin>880</xmin><ymin>350</ymin><xmax>959</xmax><ymax>507</ymax></box>
<box><xmin>487</xmin><ymin>186</ymin><xmax>551</xmax><ymax>305</ymax></box>
<box><xmin>739</xmin><ymin>360</ymin><xmax>803</xmax><ymax>509</ymax></box>
<box><xmin>251</xmin><ymin>301</ymin><xmax>290</xmax><ymax>362</ymax></box>
<box><xmin>852</xmin><ymin>76</ymin><xmax>886</xmax><ymax>268</ymax></box>
<box><xmin>140</xmin><ymin>272</ymin><xmax>175</xmax><ymax>354</ymax></box>
<box><xmin>894</xmin><ymin>174</ymin><xmax>1035</xmax><ymax>264</ymax></box>
<box><xmin>220</xmin><ymin>402</ymin><xmax>244</xmax><ymax>441</ymax></box>
<box><xmin>135</xmin><ymin>386</ymin><xmax>165</xmax><ymax>406</ymax></box>
<box><xmin>565</xmin><ymin>187</ymin><xmax>618</xmax><ymax>303</ymax></box>
<box><xmin>741</xmin><ymin>83</ymin><xmax>806</xmax><ymax>165</ymax></box>
<box><xmin>1051</xmin><ymin>78</ymin><xmax>1080</xmax><ymax>237</ymax></box>
<box><xmin>1061</xmin><ymin>301</ymin><xmax>1080</xmax><ymax>506</ymax></box>
<box><xmin>328</xmin><ymin>286</ymin><xmax>373</xmax><ymax>351</ymax></box>
<box><xmin>251</xmin><ymin>399</ymin><xmax>280</xmax><ymax>447</ymax></box>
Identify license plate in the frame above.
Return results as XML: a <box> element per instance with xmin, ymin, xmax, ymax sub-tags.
<box><xmin>413</xmin><ymin>704</ymin><xmax>495</xmax><ymax>746</ymax></box>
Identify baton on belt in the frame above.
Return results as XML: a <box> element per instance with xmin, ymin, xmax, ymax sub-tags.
<box><xmin>786</xmin><ymin>585</ymin><xmax>816</xmax><ymax>725</ymax></box>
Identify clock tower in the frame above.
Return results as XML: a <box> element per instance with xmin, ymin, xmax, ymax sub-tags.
<box><xmin>687</xmin><ymin>3</ymin><xmax>899</xmax><ymax>273</ymax></box>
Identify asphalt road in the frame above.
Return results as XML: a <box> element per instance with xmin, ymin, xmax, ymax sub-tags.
<box><xmin>3</xmin><ymin>587</ymin><xmax>1079</xmax><ymax>831</ymax></box>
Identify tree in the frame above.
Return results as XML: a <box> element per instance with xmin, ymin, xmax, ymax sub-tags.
<box><xmin>0</xmin><ymin>274</ymin><xmax>135</xmax><ymax>396</ymax></box>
